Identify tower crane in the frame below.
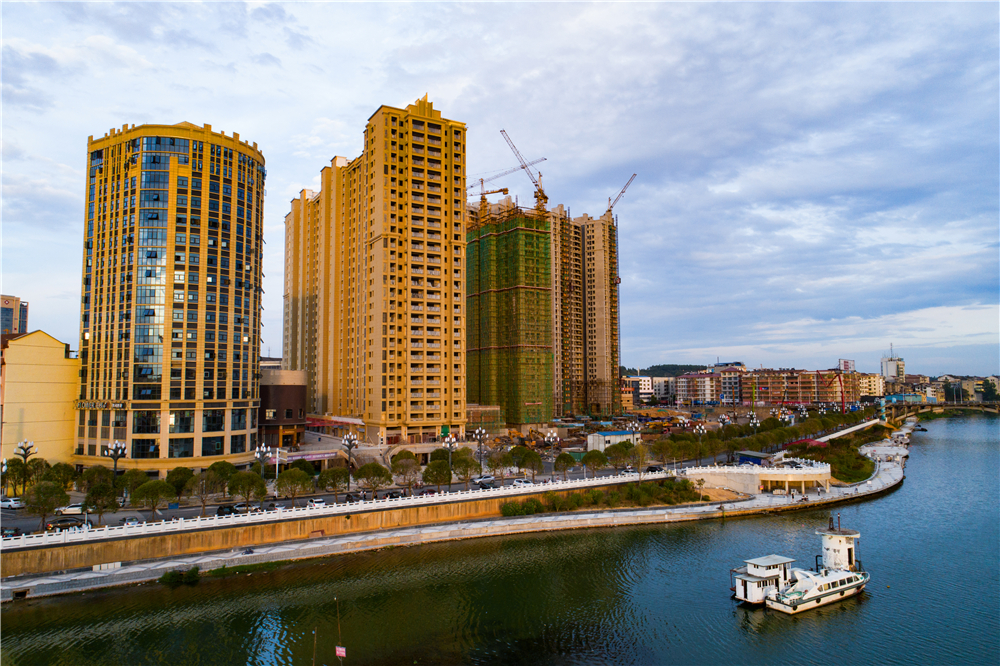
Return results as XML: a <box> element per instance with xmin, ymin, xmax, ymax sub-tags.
<box><xmin>500</xmin><ymin>129</ymin><xmax>548</xmax><ymax>211</ymax></box>
<box><xmin>467</xmin><ymin>158</ymin><xmax>546</xmax><ymax>196</ymax></box>
<box><xmin>825</xmin><ymin>374</ymin><xmax>847</xmax><ymax>414</ymax></box>
<box><xmin>607</xmin><ymin>173</ymin><xmax>637</xmax><ymax>215</ymax></box>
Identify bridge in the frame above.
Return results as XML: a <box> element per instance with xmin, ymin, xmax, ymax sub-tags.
<box><xmin>883</xmin><ymin>401</ymin><xmax>998</xmax><ymax>425</ymax></box>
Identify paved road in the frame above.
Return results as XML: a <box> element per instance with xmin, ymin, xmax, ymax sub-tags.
<box><xmin>1</xmin><ymin>454</ymin><xmax>732</xmax><ymax>534</ymax></box>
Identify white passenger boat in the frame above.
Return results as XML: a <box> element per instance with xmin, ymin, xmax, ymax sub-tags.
<box><xmin>732</xmin><ymin>515</ymin><xmax>869</xmax><ymax>614</ymax></box>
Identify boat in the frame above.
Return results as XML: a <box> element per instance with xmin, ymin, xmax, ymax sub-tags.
<box><xmin>731</xmin><ymin>514</ymin><xmax>869</xmax><ymax>615</ymax></box>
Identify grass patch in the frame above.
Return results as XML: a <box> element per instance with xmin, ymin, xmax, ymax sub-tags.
<box><xmin>208</xmin><ymin>561</ymin><xmax>284</xmax><ymax>578</ymax></box>
<box><xmin>158</xmin><ymin>566</ymin><xmax>200</xmax><ymax>587</ymax></box>
<box><xmin>498</xmin><ymin>479</ymin><xmax>704</xmax><ymax>516</ymax></box>
<box><xmin>788</xmin><ymin>427</ymin><xmax>884</xmax><ymax>483</ymax></box>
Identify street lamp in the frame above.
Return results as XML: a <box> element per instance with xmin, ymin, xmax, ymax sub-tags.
<box><xmin>254</xmin><ymin>444</ymin><xmax>272</xmax><ymax>480</ymax></box>
<box><xmin>443</xmin><ymin>434</ymin><xmax>457</xmax><ymax>490</ymax></box>
<box><xmin>474</xmin><ymin>427</ymin><xmax>487</xmax><ymax>474</ymax></box>
<box><xmin>627</xmin><ymin>421</ymin><xmax>641</xmax><ymax>447</ymax></box>
<box><xmin>342</xmin><ymin>432</ymin><xmax>358</xmax><ymax>491</ymax></box>
<box><xmin>693</xmin><ymin>423</ymin><xmax>706</xmax><ymax>465</ymax></box>
<box><xmin>14</xmin><ymin>441</ymin><xmax>36</xmax><ymax>496</ymax></box>
<box><xmin>544</xmin><ymin>430</ymin><xmax>560</xmax><ymax>480</ymax></box>
<box><xmin>749</xmin><ymin>413</ymin><xmax>760</xmax><ymax>436</ymax></box>
<box><xmin>102</xmin><ymin>440</ymin><xmax>128</xmax><ymax>480</ymax></box>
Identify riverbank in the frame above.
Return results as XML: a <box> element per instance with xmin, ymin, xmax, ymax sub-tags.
<box><xmin>0</xmin><ymin>424</ymin><xmax>907</xmax><ymax>602</ymax></box>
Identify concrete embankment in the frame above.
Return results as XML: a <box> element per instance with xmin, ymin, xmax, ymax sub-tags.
<box><xmin>1</xmin><ymin>445</ymin><xmax>906</xmax><ymax>602</ymax></box>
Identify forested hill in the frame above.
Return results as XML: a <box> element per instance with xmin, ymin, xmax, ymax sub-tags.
<box><xmin>619</xmin><ymin>364</ymin><xmax>705</xmax><ymax>377</ymax></box>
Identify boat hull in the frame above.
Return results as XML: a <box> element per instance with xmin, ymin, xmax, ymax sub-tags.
<box><xmin>765</xmin><ymin>583</ymin><xmax>866</xmax><ymax>615</ymax></box>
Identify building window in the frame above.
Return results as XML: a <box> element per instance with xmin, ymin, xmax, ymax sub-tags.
<box><xmin>169</xmin><ymin>410</ymin><xmax>195</xmax><ymax>434</ymax></box>
<box><xmin>202</xmin><ymin>436</ymin><xmax>224</xmax><ymax>457</ymax></box>
<box><xmin>168</xmin><ymin>438</ymin><xmax>194</xmax><ymax>458</ymax></box>
<box><xmin>203</xmin><ymin>409</ymin><xmax>225</xmax><ymax>432</ymax></box>
<box><xmin>232</xmin><ymin>409</ymin><xmax>246</xmax><ymax>430</ymax></box>
<box><xmin>131</xmin><ymin>439</ymin><xmax>158</xmax><ymax>459</ymax></box>
<box><xmin>132</xmin><ymin>410</ymin><xmax>160</xmax><ymax>434</ymax></box>
<box><xmin>265</xmin><ymin>409</ymin><xmax>276</xmax><ymax>420</ymax></box>
<box><xmin>230</xmin><ymin>433</ymin><xmax>246</xmax><ymax>454</ymax></box>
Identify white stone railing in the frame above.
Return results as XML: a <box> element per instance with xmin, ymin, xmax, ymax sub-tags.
<box><xmin>681</xmin><ymin>459</ymin><xmax>831</xmax><ymax>476</ymax></box>
<box><xmin>0</xmin><ymin>471</ymin><xmax>673</xmax><ymax>551</ymax></box>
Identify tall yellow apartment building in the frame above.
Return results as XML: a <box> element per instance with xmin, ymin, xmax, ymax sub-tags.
<box><xmin>76</xmin><ymin>123</ymin><xmax>265</xmax><ymax>476</ymax></box>
<box><xmin>284</xmin><ymin>97</ymin><xmax>467</xmax><ymax>446</ymax></box>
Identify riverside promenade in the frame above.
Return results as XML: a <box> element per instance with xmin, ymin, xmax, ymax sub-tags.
<box><xmin>0</xmin><ymin>420</ymin><xmax>910</xmax><ymax>602</ymax></box>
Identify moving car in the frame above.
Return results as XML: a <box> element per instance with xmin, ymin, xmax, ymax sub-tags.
<box><xmin>417</xmin><ymin>488</ymin><xmax>438</xmax><ymax>496</ymax></box>
<box><xmin>264</xmin><ymin>502</ymin><xmax>286</xmax><ymax>511</ymax></box>
<box><xmin>620</xmin><ymin>469</ymin><xmax>640</xmax><ymax>477</ymax></box>
<box><xmin>233</xmin><ymin>503</ymin><xmax>262</xmax><ymax>513</ymax></box>
<box><xmin>306</xmin><ymin>498</ymin><xmax>326</xmax><ymax>509</ymax></box>
<box><xmin>478</xmin><ymin>481</ymin><xmax>498</xmax><ymax>490</ymax></box>
<box><xmin>343</xmin><ymin>493</ymin><xmax>364</xmax><ymax>503</ymax></box>
<box><xmin>119</xmin><ymin>516</ymin><xmax>141</xmax><ymax>526</ymax></box>
<box><xmin>0</xmin><ymin>497</ymin><xmax>23</xmax><ymax>510</ymax></box>
<box><xmin>472</xmin><ymin>475</ymin><xmax>495</xmax><ymax>486</ymax></box>
<box><xmin>645</xmin><ymin>466</ymin><xmax>663</xmax><ymax>474</ymax></box>
<box><xmin>216</xmin><ymin>504</ymin><xmax>237</xmax><ymax>517</ymax></box>
<box><xmin>55</xmin><ymin>503</ymin><xmax>86</xmax><ymax>515</ymax></box>
<box><xmin>381</xmin><ymin>490</ymin><xmax>404</xmax><ymax>500</ymax></box>
<box><xmin>512</xmin><ymin>478</ymin><xmax>534</xmax><ymax>487</ymax></box>
<box><xmin>1</xmin><ymin>526</ymin><xmax>23</xmax><ymax>537</ymax></box>
<box><xmin>46</xmin><ymin>516</ymin><xmax>91</xmax><ymax>532</ymax></box>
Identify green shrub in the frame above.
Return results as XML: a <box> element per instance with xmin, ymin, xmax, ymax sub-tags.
<box><xmin>586</xmin><ymin>489</ymin><xmax>604</xmax><ymax>506</ymax></box>
<box><xmin>524</xmin><ymin>498</ymin><xmax>545</xmax><ymax>514</ymax></box>
<box><xmin>500</xmin><ymin>501</ymin><xmax>524</xmax><ymax>517</ymax></box>
<box><xmin>567</xmin><ymin>493</ymin><xmax>583</xmax><ymax>509</ymax></box>
<box><xmin>607</xmin><ymin>491</ymin><xmax>621</xmax><ymax>508</ymax></box>
<box><xmin>158</xmin><ymin>570</ymin><xmax>184</xmax><ymax>586</ymax></box>
<box><xmin>183</xmin><ymin>566</ymin><xmax>200</xmax><ymax>584</ymax></box>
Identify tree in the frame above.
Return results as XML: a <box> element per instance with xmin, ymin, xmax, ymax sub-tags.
<box><xmin>983</xmin><ymin>379</ymin><xmax>999</xmax><ymax>402</ymax></box>
<box><xmin>650</xmin><ymin>439</ymin><xmax>672</xmax><ymax>467</ymax></box>
<box><xmin>429</xmin><ymin>448</ymin><xmax>451</xmax><ymax>463</ymax></box>
<box><xmin>391</xmin><ymin>458</ymin><xmax>421</xmax><ymax>496</ymax></box>
<box><xmin>43</xmin><ymin>462</ymin><xmax>78</xmax><ymax>490</ymax></box>
<box><xmin>510</xmin><ymin>446</ymin><xmax>531</xmax><ymax>471</ymax></box>
<box><xmin>119</xmin><ymin>469</ymin><xmax>149</xmax><ymax>504</ymax></box>
<box><xmin>3</xmin><ymin>457</ymin><xmax>26</xmax><ymax>497</ymax></box>
<box><xmin>554</xmin><ymin>453</ymin><xmax>576</xmax><ymax>481</ymax></box>
<box><xmin>422</xmin><ymin>460</ymin><xmax>452</xmax><ymax>493</ymax></box>
<box><xmin>487</xmin><ymin>450</ymin><xmax>513</xmax><ymax>485</ymax></box>
<box><xmin>291</xmin><ymin>459</ymin><xmax>317</xmax><ymax>477</ymax></box>
<box><xmin>185</xmin><ymin>471</ymin><xmax>223</xmax><ymax>516</ymax></box>
<box><xmin>630</xmin><ymin>444</ymin><xmax>649</xmax><ymax>480</ymax></box>
<box><xmin>84</xmin><ymin>483</ymin><xmax>119</xmax><ymax>526</ymax></box>
<box><xmin>453</xmin><ymin>456</ymin><xmax>479</xmax><ymax>490</ymax></box>
<box><xmin>277</xmin><ymin>468</ymin><xmax>314</xmax><ymax>507</ymax></box>
<box><xmin>208</xmin><ymin>461</ymin><xmax>237</xmax><ymax>496</ymax></box>
<box><xmin>132</xmin><ymin>480</ymin><xmax>174</xmax><ymax>521</ymax></box>
<box><xmin>79</xmin><ymin>465</ymin><xmax>114</xmax><ymax>492</ymax></box>
<box><xmin>318</xmin><ymin>467</ymin><xmax>350</xmax><ymax>502</ymax></box>
<box><xmin>391</xmin><ymin>449</ymin><xmax>417</xmax><ymax>465</ymax></box>
<box><xmin>23</xmin><ymin>481</ymin><xmax>69</xmax><ymax>532</ymax></box>
<box><xmin>27</xmin><ymin>458</ymin><xmax>51</xmax><ymax>487</ymax></box>
<box><xmin>166</xmin><ymin>466</ymin><xmax>194</xmax><ymax>503</ymax></box>
<box><xmin>581</xmin><ymin>450</ymin><xmax>608</xmax><ymax>478</ymax></box>
<box><xmin>228</xmin><ymin>472</ymin><xmax>267</xmax><ymax>512</ymax></box>
<box><xmin>520</xmin><ymin>450</ymin><xmax>543</xmax><ymax>482</ymax></box>
<box><xmin>356</xmin><ymin>462</ymin><xmax>393</xmax><ymax>498</ymax></box>
<box><xmin>605</xmin><ymin>443</ymin><xmax>629</xmax><ymax>472</ymax></box>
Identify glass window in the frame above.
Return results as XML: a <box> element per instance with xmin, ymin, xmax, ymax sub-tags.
<box><xmin>265</xmin><ymin>409</ymin><xmax>276</xmax><ymax>420</ymax></box>
<box><xmin>169</xmin><ymin>410</ymin><xmax>195</xmax><ymax>433</ymax></box>
<box><xmin>132</xmin><ymin>410</ymin><xmax>160</xmax><ymax>434</ymax></box>
<box><xmin>202</xmin><ymin>436</ymin><xmax>224</xmax><ymax>457</ymax></box>
<box><xmin>131</xmin><ymin>439</ymin><xmax>158</xmax><ymax>459</ymax></box>
<box><xmin>232</xmin><ymin>409</ymin><xmax>247</xmax><ymax>430</ymax></box>
<box><xmin>168</xmin><ymin>438</ymin><xmax>194</xmax><ymax>458</ymax></box>
<box><xmin>230</xmin><ymin>433</ymin><xmax>246</xmax><ymax>454</ymax></box>
<box><xmin>203</xmin><ymin>409</ymin><xmax>225</xmax><ymax>432</ymax></box>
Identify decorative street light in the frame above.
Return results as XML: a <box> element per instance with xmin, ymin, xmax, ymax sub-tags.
<box><xmin>255</xmin><ymin>443</ymin><xmax>273</xmax><ymax>480</ymax></box>
<box><xmin>544</xmin><ymin>430</ymin><xmax>560</xmax><ymax>480</ymax></box>
<box><xmin>474</xmin><ymin>427</ymin><xmax>487</xmax><ymax>474</ymax></box>
<box><xmin>693</xmin><ymin>423</ymin><xmax>706</xmax><ymax>465</ymax></box>
<box><xmin>1</xmin><ymin>459</ymin><xmax>6</xmax><ymax>497</ymax></box>
<box><xmin>14</xmin><ymin>441</ymin><xmax>36</xmax><ymax>495</ymax></box>
<box><xmin>342</xmin><ymin>432</ymin><xmax>359</xmax><ymax>491</ymax></box>
<box><xmin>102</xmin><ymin>440</ymin><xmax>128</xmax><ymax>480</ymax></box>
<box><xmin>627</xmin><ymin>421</ymin><xmax>641</xmax><ymax>447</ymax></box>
<box><xmin>749</xmin><ymin>413</ymin><xmax>761</xmax><ymax>436</ymax></box>
<box><xmin>443</xmin><ymin>434</ymin><xmax>458</xmax><ymax>489</ymax></box>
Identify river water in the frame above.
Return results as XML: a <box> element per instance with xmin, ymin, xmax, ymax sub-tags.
<box><xmin>2</xmin><ymin>416</ymin><xmax>997</xmax><ymax>665</ymax></box>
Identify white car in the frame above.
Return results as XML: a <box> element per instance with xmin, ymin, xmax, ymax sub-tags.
<box><xmin>307</xmin><ymin>498</ymin><xmax>326</xmax><ymax>509</ymax></box>
<box><xmin>0</xmin><ymin>497</ymin><xmax>23</xmax><ymax>510</ymax></box>
<box><xmin>472</xmin><ymin>475</ymin><xmax>495</xmax><ymax>485</ymax></box>
<box><xmin>512</xmin><ymin>478</ymin><xmax>534</xmax><ymax>487</ymax></box>
<box><xmin>55</xmin><ymin>503</ymin><xmax>86</xmax><ymax>515</ymax></box>
<box><xmin>620</xmin><ymin>469</ymin><xmax>640</xmax><ymax>477</ymax></box>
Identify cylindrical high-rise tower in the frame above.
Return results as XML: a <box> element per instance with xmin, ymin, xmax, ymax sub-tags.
<box><xmin>75</xmin><ymin>122</ymin><xmax>265</xmax><ymax>478</ymax></box>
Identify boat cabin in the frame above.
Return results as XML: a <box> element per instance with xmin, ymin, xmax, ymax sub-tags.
<box><xmin>731</xmin><ymin>554</ymin><xmax>795</xmax><ymax>604</ymax></box>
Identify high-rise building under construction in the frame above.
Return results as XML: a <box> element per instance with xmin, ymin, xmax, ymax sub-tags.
<box><xmin>466</xmin><ymin>197</ymin><xmax>620</xmax><ymax>425</ymax></box>
<box><xmin>284</xmin><ymin>97</ymin><xmax>468</xmax><ymax>445</ymax></box>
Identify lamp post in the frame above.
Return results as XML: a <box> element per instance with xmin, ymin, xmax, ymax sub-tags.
<box><xmin>14</xmin><ymin>441</ymin><xmax>36</xmax><ymax>496</ymax></box>
<box><xmin>474</xmin><ymin>427</ymin><xmax>487</xmax><ymax>475</ymax></box>
<box><xmin>749</xmin><ymin>413</ymin><xmax>760</xmax><ymax>436</ymax></box>
<box><xmin>544</xmin><ymin>430</ymin><xmax>559</xmax><ymax>480</ymax></box>
<box><xmin>1</xmin><ymin>459</ymin><xmax>6</xmax><ymax>497</ymax></box>
<box><xmin>102</xmin><ymin>440</ymin><xmax>128</xmax><ymax>481</ymax></box>
<box><xmin>443</xmin><ymin>434</ymin><xmax>457</xmax><ymax>491</ymax></box>
<box><xmin>627</xmin><ymin>421</ymin><xmax>641</xmax><ymax>447</ymax></box>
<box><xmin>693</xmin><ymin>423</ymin><xmax>706</xmax><ymax>465</ymax></box>
<box><xmin>254</xmin><ymin>444</ymin><xmax>272</xmax><ymax>480</ymax></box>
<box><xmin>343</xmin><ymin>432</ymin><xmax>358</xmax><ymax>491</ymax></box>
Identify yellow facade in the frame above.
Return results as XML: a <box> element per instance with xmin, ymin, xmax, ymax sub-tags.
<box><xmin>1</xmin><ymin>331</ymin><xmax>80</xmax><ymax>464</ymax></box>
<box><xmin>76</xmin><ymin>122</ymin><xmax>265</xmax><ymax>476</ymax></box>
<box><xmin>858</xmin><ymin>373</ymin><xmax>885</xmax><ymax>397</ymax></box>
<box><xmin>284</xmin><ymin>97</ymin><xmax>468</xmax><ymax>445</ymax></box>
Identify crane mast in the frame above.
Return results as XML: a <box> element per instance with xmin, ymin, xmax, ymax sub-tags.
<box><xmin>500</xmin><ymin>129</ymin><xmax>548</xmax><ymax>211</ymax></box>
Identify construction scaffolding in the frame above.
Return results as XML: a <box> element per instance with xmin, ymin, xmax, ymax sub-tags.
<box><xmin>467</xmin><ymin>198</ymin><xmax>554</xmax><ymax>426</ymax></box>
<box><xmin>465</xmin><ymin>403</ymin><xmax>506</xmax><ymax>437</ymax></box>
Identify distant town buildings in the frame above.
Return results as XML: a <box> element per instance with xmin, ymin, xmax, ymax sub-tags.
<box><xmin>0</xmin><ymin>295</ymin><xmax>29</xmax><ymax>335</ymax></box>
<box><xmin>74</xmin><ymin>122</ymin><xmax>265</xmax><ymax>476</ymax></box>
<box><xmin>881</xmin><ymin>347</ymin><xmax>905</xmax><ymax>382</ymax></box>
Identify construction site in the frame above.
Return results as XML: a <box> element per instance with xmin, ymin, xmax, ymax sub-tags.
<box><xmin>466</xmin><ymin>130</ymin><xmax>628</xmax><ymax>428</ymax></box>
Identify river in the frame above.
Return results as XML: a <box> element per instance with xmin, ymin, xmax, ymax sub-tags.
<box><xmin>1</xmin><ymin>415</ymin><xmax>997</xmax><ymax>665</ymax></box>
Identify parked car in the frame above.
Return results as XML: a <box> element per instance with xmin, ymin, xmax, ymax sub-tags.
<box><xmin>0</xmin><ymin>497</ymin><xmax>23</xmax><ymax>510</ymax></box>
<box><xmin>46</xmin><ymin>516</ymin><xmax>91</xmax><ymax>532</ymax></box>
<box><xmin>55</xmin><ymin>503</ymin><xmax>86</xmax><ymax>515</ymax></box>
<box><xmin>512</xmin><ymin>478</ymin><xmax>534</xmax><ymax>487</ymax></box>
<box><xmin>381</xmin><ymin>490</ymin><xmax>404</xmax><ymax>500</ymax></box>
<box><xmin>233</xmin><ymin>503</ymin><xmax>262</xmax><ymax>514</ymax></box>
<box><xmin>1</xmin><ymin>526</ymin><xmax>23</xmax><ymax>537</ymax></box>
<box><xmin>119</xmin><ymin>516</ymin><xmax>141</xmax><ymax>526</ymax></box>
<box><xmin>645</xmin><ymin>466</ymin><xmax>663</xmax><ymax>474</ymax></box>
<box><xmin>264</xmin><ymin>502</ymin><xmax>286</xmax><ymax>511</ymax></box>
<box><xmin>472</xmin><ymin>475</ymin><xmax>495</xmax><ymax>486</ymax></box>
<box><xmin>620</xmin><ymin>469</ymin><xmax>640</xmax><ymax>477</ymax></box>
<box><xmin>478</xmin><ymin>481</ymin><xmax>498</xmax><ymax>490</ymax></box>
<box><xmin>216</xmin><ymin>504</ymin><xmax>237</xmax><ymax>517</ymax></box>
<box><xmin>417</xmin><ymin>488</ymin><xmax>438</xmax><ymax>496</ymax></box>
<box><xmin>343</xmin><ymin>492</ymin><xmax>364</xmax><ymax>503</ymax></box>
<box><xmin>307</xmin><ymin>498</ymin><xmax>326</xmax><ymax>509</ymax></box>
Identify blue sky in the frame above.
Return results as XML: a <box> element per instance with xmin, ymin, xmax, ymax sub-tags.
<box><xmin>3</xmin><ymin>2</ymin><xmax>998</xmax><ymax>376</ymax></box>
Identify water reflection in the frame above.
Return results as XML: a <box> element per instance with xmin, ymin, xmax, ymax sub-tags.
<box><xmin>2</xmin><ymin>416</ymin><xmax>997</xmax><ymax>665</ymax></box>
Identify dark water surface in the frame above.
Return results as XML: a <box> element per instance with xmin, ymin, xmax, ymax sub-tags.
<box><xmin>2</xmin><ymin>416</ymin><xmax>997</xmax><ymax>665</ymax></box>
